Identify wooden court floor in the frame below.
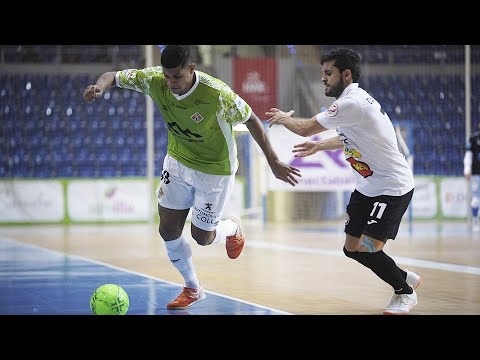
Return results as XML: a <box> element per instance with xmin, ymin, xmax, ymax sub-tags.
<box><xmin>1</xmin><ymin>219</ymin><xmax>479</xmax><ymax>315</ymax></box>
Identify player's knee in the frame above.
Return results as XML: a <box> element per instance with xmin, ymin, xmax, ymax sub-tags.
<box><xmin>166</xmin><ymin>237</ymin><xmax>192</xmax><ymax>260</ymax></box>
<box><xmin>192</xmin><ymin>236</ymin><xmax>210</xmax><ymax>246</ymax></box>
<box><xmin>159</xmin><ymin>224</ymin><xmax>183</xmax><ymax>241</ymax></box>
<box><xmin>343</xmin><ymin>246</ymin><xmax>374</xmax><ymax>267</ymax></box>
<box><xmin>343</xmin><ymin>246</ymin><xmax>358</xmax><ymax>260</ymax></box>
<box><xmin>191</xmin><ymin>226</ymin><xmax>215</xmax><ymax>246</ymax></box>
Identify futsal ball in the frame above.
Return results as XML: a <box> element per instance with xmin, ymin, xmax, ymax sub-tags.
<box><xmin>90</xmin><ymin>284</ymin><xmax>129</xmax><ymax>315</ymax></box>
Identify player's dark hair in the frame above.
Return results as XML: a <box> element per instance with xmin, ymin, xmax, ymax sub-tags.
<box><xmin>161</xmin><ymin>45</ymin><xmax>191</xmax><ymax>69</ymax></box>
<box><xmin>321</xmin><ymin>48</ymin><xmax>361</xmax><ymax>82</ymax></box>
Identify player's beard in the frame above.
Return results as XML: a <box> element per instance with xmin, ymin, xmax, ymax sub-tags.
<box><xmin>325</xmin><ymin>78</ymin><xmax>345</xmax><ymax>98</ymax></box>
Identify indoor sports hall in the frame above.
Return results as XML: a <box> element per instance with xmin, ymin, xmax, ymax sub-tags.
<box><xmin>1</xmin><ymin>45</ymin><xmax>479</xmax><ymax>315</ymax></box>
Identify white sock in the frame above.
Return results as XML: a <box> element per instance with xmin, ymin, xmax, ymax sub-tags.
<box><xmin>211</xmin><ymin>218</ymin><xmax>237</xmax><ymax>244</ymax></box>
<box><xmin>164</xmin><ymin>234</ymin><xmax>200</xmax><ymax>289</ymax></box>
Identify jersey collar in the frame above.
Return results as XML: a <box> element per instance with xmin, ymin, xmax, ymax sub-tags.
<box><xmin>339</xmin><ymin>82</ymin><xmax>359</xmax><ymax>99</ymax></box>
<box><xmin>173</xmin><ymin>70</ymin><xmax>200</xmax><ymax>101</ymax></box>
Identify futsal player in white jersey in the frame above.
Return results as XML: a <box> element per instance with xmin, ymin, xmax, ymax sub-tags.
<box><xmin>84</xmin><ymin>45</ymin><xmax>301</xmax><ymax>310</ymax></box>
<box><xmin>266</xmin><ymin>48</ymin><xmax>420</xmax><ymax>315</ymax></box>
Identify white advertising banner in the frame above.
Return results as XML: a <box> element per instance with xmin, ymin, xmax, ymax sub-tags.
<box><xmin>411</xmin><ymin>177</ymin><xmax>437</xmax><ymax>219</ymax></box>
<box><xmin>440</xmin><ymin>177</ymin><xmax>468</xmax><ymax>218</ymax></box>
<box><xmin>67</xmin><ymin>180</ymin><xmax>151</xmax><ymax>221</ymax></box>
<box><xmin>267</xmin><ymin>126</ymin><xmax>356</xmax><ymax>191</ymax></box>
<box><xmin>0</xmin><ymin>180</ymin><xmax>64</xmax><ymax>222</ymax></box>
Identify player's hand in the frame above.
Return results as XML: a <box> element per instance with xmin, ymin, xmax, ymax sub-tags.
<box><xmin>83</xmin><ymin>85</ymin><xmax>103</xmax><ymax>103</ymax></box>
<box><xmin>292</xmin><ymin>141</ymin><xmax>320</xmax><ymax>157</ymax></box>
<box><xmin>265</xmin><ymin>108</ymin><xmax>294</xmax><ymax>128</ymax></box>
<box><xmin>269</xmin><ymin>159</ymin><xmax>301</xmax><ymax>186</ymax></box>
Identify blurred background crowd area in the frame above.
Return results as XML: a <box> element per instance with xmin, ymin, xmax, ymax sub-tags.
<box><xmin>1</xmin><ymin>44</ymin><xmax>479</xmax><ymax>180</ymax></box>
<box><xmin>2</xmin><ymin>44</ymin><xmax>478</xmax><ymax>66</ymax></box>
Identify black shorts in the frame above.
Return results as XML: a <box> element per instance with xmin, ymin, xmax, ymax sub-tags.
<box><xmin>344</xmin><ymin>188</ymin><xmax>414</xmax><ymax>242</ymax></box>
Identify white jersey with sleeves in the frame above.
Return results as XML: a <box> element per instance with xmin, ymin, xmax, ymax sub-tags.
<box><xmin>316</xmin><ymin>83</ymin><xmax>415</xmax><ymax>197</ymax></box>
<box><xmin>115</xmin><ymin>67</ymin><xmax>251</xmax><ymax>176</ymax></box>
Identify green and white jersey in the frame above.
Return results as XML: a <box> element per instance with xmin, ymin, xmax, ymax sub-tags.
<box><xmin>115</xmin><ymin>67</ymin><xmax>251</xmax><ymax>175</ymax></box>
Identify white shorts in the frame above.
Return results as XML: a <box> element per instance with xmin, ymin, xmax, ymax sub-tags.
<box><xmin>156</xmin><ymin>154</ymin><xmax>235</xmax><ymax>231</ymax></box>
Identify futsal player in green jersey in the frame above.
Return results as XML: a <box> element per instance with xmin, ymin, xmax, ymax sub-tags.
<box><xmin>84</xmin><ymin>45</ymin><xmax>301</xmax><ymax>310</ymax></box>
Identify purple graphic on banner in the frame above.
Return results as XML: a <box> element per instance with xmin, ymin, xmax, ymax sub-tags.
<box><xmin>291</xmin><ymin>149</ymin><xmax>347</xmax><ymax>168</ymax></box>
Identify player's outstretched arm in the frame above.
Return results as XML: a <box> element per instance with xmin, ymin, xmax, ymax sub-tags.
<box><xmin>293</xmin><ymin>136</ymin><xmax>343</xmax><ymax>158</ymax></box>
<box><xmin>265</xmin><ymin>108</ymin><xmax>325</xmax><ymax>137</ymax></box>
<box><xmin>245</xmin><ymin>113</ymin><xmax>301</xmax><ymax>186</ymax></box>
<box><xmin>83</xmin><ymin>71</ymin><xmax>117</xmax><ymax>103</ymax></box>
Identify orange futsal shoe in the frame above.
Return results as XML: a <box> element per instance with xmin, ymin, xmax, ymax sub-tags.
<box><xmin>167</xmin><ymin>286</ymin><xmax>206</xmax><ymax>310</ymax></box>
<box><xmin>225</xmin><ymin>213</ymin><xmax>245</xmax><ymax>259</ymax></box>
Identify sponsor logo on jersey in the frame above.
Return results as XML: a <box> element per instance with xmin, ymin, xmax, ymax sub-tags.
<box><xmin>346</xmin><ymin>157</ymin><xmax>374</xmax><ymax>178</ymax></box>
<box><xmin>166</xmin><ymin>121</ymin><xmax>203</xmax><ymax>142</ymax></box>
<box><xmin>170</xmin><ymin>101</ymin><xmax>187</xmax><ymax>110</ymax></box>
<box><xmin>345</xmin><ymin>147</ymin><xmax>362</xmax><ymax>159</ymax></box>
<box><xmin>235</xmin><ymin>97</ymin><xmax>245</xmax><ymax>109</ymax></box>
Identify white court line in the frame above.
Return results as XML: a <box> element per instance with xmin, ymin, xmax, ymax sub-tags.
<box><xmin>0</xmin><ymin>237</ymin><xmax>292</xmax><ymax>315</ymax></box>
<box><xmin>247</xmin><ymin>241</ymin><xmax>480</xmax><ymax>276</ymax></box>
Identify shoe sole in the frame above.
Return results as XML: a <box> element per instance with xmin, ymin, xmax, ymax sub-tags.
<box><xmin>226</xmin><ymin>235</ymin><xmax>244</xmax><ymax>259</ymax></box>
<box><xmin>383</xmin><ymin>292</ymin><xmax>418</xmax><ymax>315</ymax></box>
<box><xmin>383</xmin><ymin>311</ymin><xmax>407</xmax><ymax>315</ymax></box>
<box><xmin>383</xmin><ymin>310</ymin><xmax>410</xmax><ymax>315</ymax></box>
<box><xmin>383</xmin><ymin>300</ymin><xmax>418</xmax><ymax>315</ymax></box>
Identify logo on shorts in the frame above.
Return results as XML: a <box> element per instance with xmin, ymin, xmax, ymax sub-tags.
<box><xmin>194</xmin><ymin>205</ymin><xmax>218</xmax><ymax>226</ymax></box>
<box><xmin>367</xmin><ymin>220</ymin><xmax>378</xmax><ymax>225</ymax></box>
<box><xmin>158</xmin><ymin>187</ymin><xmax>164</xmax><ymax>197</ymax></box>
<box><xmin>345</xmin><ymin>212</ymin><xmax>350</xmax><ymax>226</ymax></box>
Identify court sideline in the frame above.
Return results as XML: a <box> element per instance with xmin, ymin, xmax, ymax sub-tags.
<box><xmin>1</xmin><ymin>219</ymin><xmax>479</xmax><ymax>315</ymax></box>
